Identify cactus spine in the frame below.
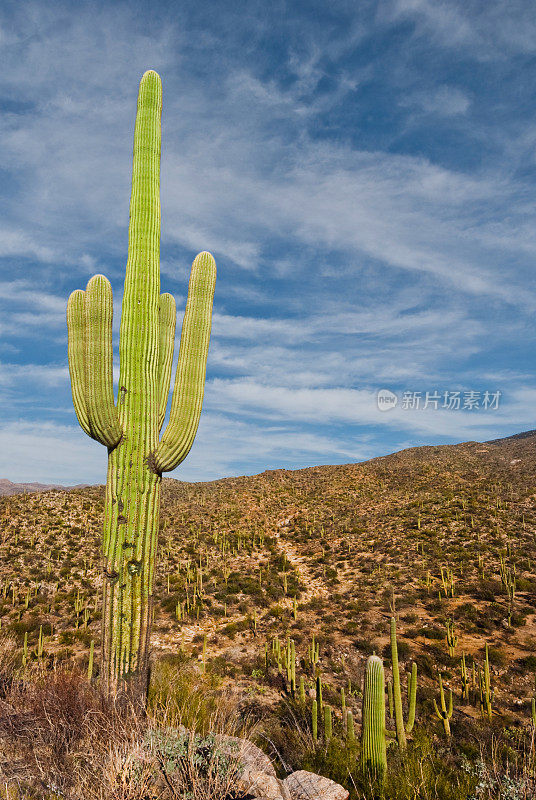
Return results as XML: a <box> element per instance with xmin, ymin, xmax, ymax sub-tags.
<box><xmin>361</xmin><ymin>655</ymin><xmax>387</xmax><ymax>779</ymax></box>
<box><xmin>67</xmin><ymin>71</ymin><xmax>216</xmax><ymax>698</ymax></box>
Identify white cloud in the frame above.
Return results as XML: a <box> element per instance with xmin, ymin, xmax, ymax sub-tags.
<box><xmin>0</xmin><ymin>363</ymin><xmax>68</xmax><ymax>388</ymax></box>
<box><xmin>204</xmin><ymin>378</ymin><xmax>536</xmax><ymax>442</ymax></box>
<box><xmin>401</xmin><ymin>86</ymin><xmax>471</xmax><ymax>117</ymax></box>
<box><xmin>0</xmin><ymin>2</ymin><xmax>535</xmax><ymax>482</ymax></box>
<box><xmin>383</xmin><ymin>0</ymin><xmax>536</xmax><ymax>56</ymax></box>
<box><xmin>0</xmin><ymin>3</ymin><xmax>532</xmax><ymax>307</ymax></box>
<box><xmin>0</xmin><ymin>420</ymin><xmax>105</xmax><ymax>485</ymax></box>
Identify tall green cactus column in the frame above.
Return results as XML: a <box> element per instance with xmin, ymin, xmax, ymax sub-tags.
<box><xmin>361</xmin><ymin>655</ymin><xmax>387</xmax><ymax>780</ymax></box>
<box><xmin>67</xmin><ymin>71</ymin><xmax>216</xmax><ymax>699</ymax></box>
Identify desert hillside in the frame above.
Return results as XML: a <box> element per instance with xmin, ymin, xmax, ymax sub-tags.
<box><xmin>1</xmin><ymin>432</ymin><xmax>536</xmax><ymax>797</ymax></box>
<box><xmin>2</xmin><ymin>432</ymin><xmax>536</xmax><ymax>704</ymax></box>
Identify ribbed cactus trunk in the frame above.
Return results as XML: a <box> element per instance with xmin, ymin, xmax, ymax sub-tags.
<box><xmin>101</xmin><ymin>70</ymin><xmax>162</xmax><ymax>699</ymax></box>
<box><xmin>67</xmin><ymin>71</ymin><xmax>216</xmax><ymax>700</ymax></box>
<box><xmin>361</xmin><ymin>655</ymin><xmax>387</xmax><ymax>780</ymax></box>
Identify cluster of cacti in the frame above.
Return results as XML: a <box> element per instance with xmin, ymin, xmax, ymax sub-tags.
<box><xmin>440</xmin><ymin>566</ymin><xmax>455</xmax><ymax>598</ymax></box>
<box><xmin>499</xmin><ymin>554</ymin><xmax>516</xmax><ymax>626</ymax></box>
<box><xmin>446</xmin><ymin>618</ymin><xmax>458</xmax><ymax>656</ymax></box>
<box><xmin>479</xmin><ymin>643</ymin><xmax>493</xmax><ymax>721</ymax></box>
<box><xmin>66</xmin><ymin>71</ymin><xmax>216</xmax><ymax>697</ymax></box>
<box><xmin>263</xmin><ymin>634</ymin><xmax>357</xmax><ymax>749</ymax></box>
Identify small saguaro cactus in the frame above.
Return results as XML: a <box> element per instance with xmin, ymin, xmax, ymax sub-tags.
<box><xmin>433</xmin><ymin>673</ymin><xmax>453</xmax><ymax>737</ymax></box>
<box><xmin>460</xmin><ymin>652</ymin><xmax>469</xmax><ymax>701</ymax></box>
<box><xmin>480</xmin><ymin>643</ymin><xmax>493</xmax><ymax>721</ymax></box>
<box><xmin>446</xmin><ymin>619</ymin><xmax>458</xmax><ymax>657</ymax></box>
<box><xmin>67</xmin><ymin>71</ymin><xmax>216</xmax><ymax>699</ymax></box>
<box><xmin>390</xmin><ymin>617</ymin><xmax>417</xmax><ymax>751</ymax></box>
<box><xmin>361</xmin><ymin>655</ymin><xmax>387</xmax><ymax>779</ymax></box>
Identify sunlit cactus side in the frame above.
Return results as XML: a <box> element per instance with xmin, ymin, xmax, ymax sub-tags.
<box><xmin>361</xmin><ymin>655</ymin><xmax>387</xmax><ymax>779</ymax></box>
<box><xmin>67</xmin><ymin>70</ymin><xmax>216</xmax><ymax>699</ymax></box>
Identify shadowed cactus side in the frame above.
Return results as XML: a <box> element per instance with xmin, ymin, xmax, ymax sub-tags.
<box><xmin>67</xmin><ymin>70</ymin><xmax>216</xmax><ymax>699</ymax></box>
<box><xmin>361</xmin><ymin>654</ymin><xmax>387</xmax><ymax>780</ymax></box>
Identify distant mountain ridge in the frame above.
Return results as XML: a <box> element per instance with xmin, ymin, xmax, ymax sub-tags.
<box><xmin>1</xmin><ymin>429</ymin><xmax>534</xmax><ymax>496</ymax></box>
<box><xmin>0</xmin><ymin>479</ymin><xmax>88</xmax><ymax>497</ymax></box>
<box><xmin>486</xmin><ymin>429</ymin><xmax>536</xmax><ymax>443</ymax></box>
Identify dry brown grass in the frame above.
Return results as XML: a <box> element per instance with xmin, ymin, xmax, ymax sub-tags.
<box><xmin>0</xmin><ymin>649</ymin><xmax>247</xmax><ymax>800</ymax></box>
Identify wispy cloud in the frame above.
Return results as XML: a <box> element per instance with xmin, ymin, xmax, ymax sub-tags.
<box><xmin>0</xmin><ymin>1</ymin><xmax>534</xmax><ymax>482</ymax></box>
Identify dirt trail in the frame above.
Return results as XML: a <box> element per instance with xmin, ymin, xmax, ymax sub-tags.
<box><xmin>273</xmin><ymin>526</ymin><xmax>329</xmax><ymax>603</ymax></box>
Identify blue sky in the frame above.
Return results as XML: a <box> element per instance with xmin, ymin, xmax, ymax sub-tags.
<box><xmin>0</xmin><ymin>0</ymin><xmax>535</xmax><ymax>484</ymax></box>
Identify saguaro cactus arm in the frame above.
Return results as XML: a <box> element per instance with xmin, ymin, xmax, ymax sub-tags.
<box><xmin>152</xmin><ymin>250</ymin><xmax>216</xmax><ymax>473</ymax></box>
<box><xmin>67</xmin><ymin>290</ymin><xmax>91</xmax><ymax>437</ymax></box>
<box><xmin>85</xmin><ymin>275</ymin><xmax>122</xmax><ymax>447</ymax></box>
<box><xmin>67</xmin><ymin>276</ymin><xmax>122</xmax><ymax>448</ymax></box>
<box><xmin>157</xmin><ymin>293</ymin><xmax>177</xmax><ymax>431</ymax></box>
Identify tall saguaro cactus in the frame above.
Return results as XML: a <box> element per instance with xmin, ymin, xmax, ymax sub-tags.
<box><xmin>67</xmin><ymin>71</ymin><xmax>216</xmax><ymax>698</ymax></box>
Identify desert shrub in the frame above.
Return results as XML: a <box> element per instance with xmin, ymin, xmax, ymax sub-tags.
<box><xmin>140</xmin><ymin>727</ymin><xmax>245</xmax><ymax>800</ymax></box>
<box><xmin>486</xmin><ymin>647</ymin><xmax>506</xmax><ymax>667</ymax></box>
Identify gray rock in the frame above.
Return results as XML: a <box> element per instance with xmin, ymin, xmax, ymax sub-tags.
<box><xmin>215</xmin><ymin>734</ymin><xmax>277</xmax><ymax>776</ymax></box>
<box><xmin>238</xmin><ymin>770</ymin><xmax>285</xmax><ymax>800</ymax></box>
<box><xmin>283</xmin><ymin>770</ymin><xmax>349</xmax><ymax>800</ymax></box>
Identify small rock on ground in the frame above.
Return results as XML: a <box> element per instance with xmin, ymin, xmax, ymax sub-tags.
<box><xmin>283</xmin><ymin>770</ymin><xmax>349</xmax><ymax>800</ymax></box>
